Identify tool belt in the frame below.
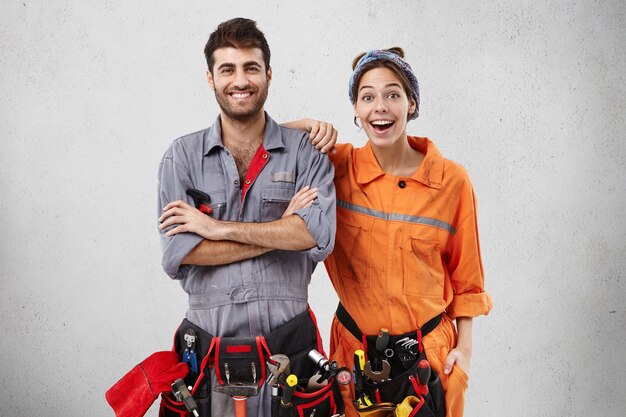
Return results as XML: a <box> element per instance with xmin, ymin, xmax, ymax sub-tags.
<box><xmin>336</xmin><ymin>303</ymin><xmax>446</xmax><ymax>417</ymax></box>
<box><xmin>271</xmin><ymin>377</ymin><xmax>344</xmax><ymax>417</ymax></box>
<box><xmin>159</xmin><ymin>307</ymin><xmax>344</xmax><ymax>417</ymax></box>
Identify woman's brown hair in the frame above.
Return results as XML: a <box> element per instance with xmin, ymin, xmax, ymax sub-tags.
<box><xmin>350</xmin><ymin>47</ymin><xmax>414</xmax><ymax>107</ymax></box>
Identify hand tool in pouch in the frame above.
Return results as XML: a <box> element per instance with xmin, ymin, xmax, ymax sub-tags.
<box><xmin>171</xmin><ymin>378</ymin><xmax>200</xmax><ymax>417</ymax></box>
<box><xmin>394</xmin><ymin>336</ymin><xmax>419</xmax><ymax>369</ymax></box>
<box><xmin>416</xmin><ymin>359</ymin><xmax>431</xmax><ymax>395</ymax></box>
<box><xmin>281</xmin><ymin>374</ymin><xmax>298</xmax><ymax>407</ymax></box>
<box><xmin>266</xmin><ymin>354</ymin><xmax>290</xmax><ymax>385</ymax></box>
<box><xmin>363</xmin><ymin>359</ymin><xmax>391</xmax><ymax>383</ymax></box>
<box><xmin>308</xmin><ymin>349</ymin><xmax>339</xmax><ymax>384</ymax></box>
<box><xmin>376</xmin><ymin>328</ymin><xmax>389</xmax><ymax>352</ymax></box>
<box><xmin>182</xmin><ymin>329</ymin><xmax>199</xmax><ymax>377</ymax></box>
<box><xmin>353</xmin><ymin>350</ymin><xmax>372</xmax><ymax>407</ymax></box>
<box><xmin>212</xmin><ymin>362</ymin><xmax>260</xmax><ymax>417</ymax></box>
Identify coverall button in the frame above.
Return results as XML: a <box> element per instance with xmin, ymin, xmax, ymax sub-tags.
<box><xmin>245</xmin><ymin>179</ymin><xmax>251</xmax><ymax>185</ymax></box>
<box><xmin>398</xmin><ymin>180</ymin><xmax>406</xmax><ymax>189</ymax></box>
<box><xmin>262</xmin><ymin>153</ymin><xmax>268</xmax><ymax>159</ymax></box>
<box><xmin>234</xmin><ymin>180</ymin><xmax>239</xmax><ymax>186</ymax></box>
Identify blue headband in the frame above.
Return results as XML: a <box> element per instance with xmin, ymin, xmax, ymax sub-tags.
<box><xmin>348</xmin><ymin>50</ymin><xmax>420</xmax><ymax>120</ymax></box>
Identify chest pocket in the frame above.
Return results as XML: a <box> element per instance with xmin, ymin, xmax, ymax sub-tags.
<box><xmin>261</xmin><ymin>184</ymin><xmax>295</xmax><ymax>221</ymax></box>
<box><xmin>402</xmin><ymin>233</ymin><xmax>446</xmax><ymax>298</ymax></box>
<box><xmin>334</xmin><ymin>209</ymin><xmax>374</xmax><ymax>289</ymax></box>
<box><xmin>206</xmin><ymin>189</ymin><xmax>227</xmax><ymax>220</ymax></box>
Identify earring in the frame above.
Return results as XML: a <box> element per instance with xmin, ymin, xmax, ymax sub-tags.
<box><xmin>353</xmin><ymin>116</ymin><xmax>361</xmax><ymax>128</ymax></box>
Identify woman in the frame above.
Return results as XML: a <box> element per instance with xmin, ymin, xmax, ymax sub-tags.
<box><xmin>291</xmin><ymin>48</ymin><xmax>492</xmax><ymax>417</ymax></box>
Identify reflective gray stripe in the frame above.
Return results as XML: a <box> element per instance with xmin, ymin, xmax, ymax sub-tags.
<box><xmin>337</xmin><ymin>199</ymin><xmax>456</xmax><ymax>234</ymax></box>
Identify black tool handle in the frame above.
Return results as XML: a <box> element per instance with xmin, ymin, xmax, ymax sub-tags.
<box><xmin>281</xmin><ymin>374</ymin><xmax>298</xmax><ymax>407</ymax></box>
<box><xmin>417</xmin><ymin>359</ymin><xmax>431</xmax><ymax>395</ymax></box>
<box><xmin>376</xmin><ymin>328</ymin><xmax>389</xmax><ymax>352</ymax></box>
<box><xmin>186</xmin><ymin>188</ymin><xmax>212</xmax><ymax>215</ymax></box>
<box><xmin>171</xmin><ymin>378</ymin><xmax>200</xmax><ymax>416</ymax></box>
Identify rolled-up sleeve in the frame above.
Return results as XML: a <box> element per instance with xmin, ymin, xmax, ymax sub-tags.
<box><xmin>293</xmin><ymin>139</ymin><xmax>336</xmax><ymax>262</ymax></box>
<box><xmin>445</xmin><ymin>181</ymin><xmax>493</xmax><ymax>319</ymax></box>
<box><xmin>157</xmin><ymin>143</ymin><xmax>204</xmax><ymax>280</ymax></box>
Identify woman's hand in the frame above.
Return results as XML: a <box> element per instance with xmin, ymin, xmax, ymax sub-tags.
<box><xmin>159</xmin><ymin>200</ymin><xmax>225</xmax><ymax>240</ymax></box>
<box><xmin>444</xmin><ymin>346</ymin><xmax>472</xmax><ymax>376</ymax></box>
<box><xmin>306</xmin><ymin>119</ymin><xmax>337</xmax><ymax>153</ymax></box>
<box><xmin>282</xmin><ymin>186</ymin><xmax>318</xmax><ymax>218</ymax></box>
<box><xmin>445</xmin><ymin>316</ymin><xmax>473</xmax><ymax>376</ymax></box>
<box><xmin>281</xmin><ymin>118</ymin><xmax>338</xmax><ymax>153</ymax></box>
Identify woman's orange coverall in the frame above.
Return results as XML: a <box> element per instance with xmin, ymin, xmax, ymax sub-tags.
<box><xmin>324</xmin><ymin>137</ymin><xmax>493</xmax><ymax>417</ymax></box>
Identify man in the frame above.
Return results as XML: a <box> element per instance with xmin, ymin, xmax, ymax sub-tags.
<box><xmin>156</xmin><ymin>18</ymin><xmax>336</xmax><ymax>417</ymax></box>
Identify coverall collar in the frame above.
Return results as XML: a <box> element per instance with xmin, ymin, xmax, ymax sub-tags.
<box><xmin>355</xmin><ymin>136</ymin><xmax>444</xmax><ymax>189</ymax></box>
<box><xmin>204</xmin><ymin>112</ymin><xmax>286</xmax><ymax>155</ymax></box>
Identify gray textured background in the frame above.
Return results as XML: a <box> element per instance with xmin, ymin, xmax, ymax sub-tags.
<box><xmin>1</xmin><ymin>1</ymin><xmax>625</xmax><ymax>416</ymax></box>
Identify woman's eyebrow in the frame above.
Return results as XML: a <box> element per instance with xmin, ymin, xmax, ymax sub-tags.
<box><xmin>359</xmin><ymin>82</ymin><xmax>403</xmax><ymax>91</ymax></box>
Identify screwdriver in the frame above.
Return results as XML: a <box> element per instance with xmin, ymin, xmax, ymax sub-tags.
<box><xmin>171</xmin><ymin>378</ymin><xmax>200</xmax><ymax>417</ymax></box>
<box><xmin>281</xmin><ymin>374</ymin><xmax>298</xmax><ymax>407</ymax></box>
<box><xmin>354</xmin><ymin>350</ymin><xmax>365</xmax><ymax>392</ymax></box>
<box><xmin>376</xmin><ymin>328</ymin><xmax>389</xmax><ymax>352</ymax></box>
<box><xmin>417</xmin><ymin>359</ymin><xmax>431</xmax><ymax>395</ymax></box>
<box><xmin>353</xmin><ymin>350</ymin><xmax>372</xmax><ymax>407</ymax></box>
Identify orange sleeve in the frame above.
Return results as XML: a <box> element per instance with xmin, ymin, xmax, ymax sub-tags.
<box><xmin>445</xmin><ymin>178</ymin><xmax>493</xmax><ymax>319</ymax></box>
<box><xmin>328</xmin><ymin>143</ymin><xmax>353</xmax><ymax>168</ymax></box>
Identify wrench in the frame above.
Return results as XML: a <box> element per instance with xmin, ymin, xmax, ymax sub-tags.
<box><xmin>363</xmin><ymin>359</ymin><xmax>391</xmax><ymax>383</ymax></box>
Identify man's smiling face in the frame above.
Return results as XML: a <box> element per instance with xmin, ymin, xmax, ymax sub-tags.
<box><xmin>207</xmin><ymin>47</ymin><xmax>272</xmax><ymax>122</ymax></box>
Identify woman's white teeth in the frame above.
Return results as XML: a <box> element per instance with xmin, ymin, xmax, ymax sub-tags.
<box><xmin>371</xmin><ymin>120</ymin><xmax>393</xmax><ymax>125</ymax></box>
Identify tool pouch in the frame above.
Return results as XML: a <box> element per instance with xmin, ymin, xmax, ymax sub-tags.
<box><xmin>356</xmin><ymin>395</ymin><xmax>437</xmax><ymax>417</ymax></box>
<box><xmin>159</xmin><ymin>320</ymin><xmax>214</xmax><ymax>417</ymax></box>
<box><xmin>213</xmin><ymin>336</ymin><xmax>269</xmax><ymax>386</ymax></box>
<box><xmin>160</xmin><ymin>308</ymin><xmax>331</xmax><ymax>417</ymax></box>
<box><xmin>357</xmin><ymin>358</ymin><xmax>444</xmax><ymax>417</ymax></box>
<box><xmin>271</xmin><ymin>374</ymin><xmax>345</xmax><ymax>417</ymax></box>
<box><xmin>357</xmin><ymin>330</ymin><xmax>445</xmax><ymax>417</ymax></box>
<box><xmin>267</xmin><ymin>310</ymin><xmax>345</xmax><ymax>417</ymax></box>
<box><xmin>159</xmin><ymin>333</ymin><xmax>269</xmax><ymax>417</ymax></box>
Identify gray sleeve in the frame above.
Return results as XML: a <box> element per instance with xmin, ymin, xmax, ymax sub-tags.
<box><xmin>293</xmin><ymin>138</ymin><xmax>336</xmax><ymax>262</ymax></box>
<box><xmin>157</xmin><ymin>145</ymin><xmax>204</xmax><ymax>280</ymax></box>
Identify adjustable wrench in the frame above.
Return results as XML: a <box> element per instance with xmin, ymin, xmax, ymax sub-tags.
<box><xmin>266</xmin><ymin>354</ymin><xmax>290</xmax><ymax>386</ymax></box>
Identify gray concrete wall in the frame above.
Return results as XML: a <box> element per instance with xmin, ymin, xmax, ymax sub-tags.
<box><xmin>1</xmin><ymin>1</ymin><xmax>624</xmax><ymax>416</ymax></box>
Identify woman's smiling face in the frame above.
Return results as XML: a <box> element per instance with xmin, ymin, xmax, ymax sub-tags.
<box><xmin>354</xmin><ymin>67</ymin><xmax>416</xmax><ymax>149</ymax></box>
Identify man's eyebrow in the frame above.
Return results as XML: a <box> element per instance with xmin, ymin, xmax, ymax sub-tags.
<box><xmin>216</xmin><ymin>61</ymin><xmax>262</xmax><ymax>71</ymax></box>
<box><xmin>217</xmin><ymin>62</ymin><xmax>235</xmax><ymax>70</ymax></box>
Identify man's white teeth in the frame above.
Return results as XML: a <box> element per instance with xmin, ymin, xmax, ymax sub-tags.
<box><xmin>371</xmin><ymin>120</ymin><xmax>393</xmax><ymax>126</ymax></box>
<box><xmin>232</xmin><ymin>93</ymin><xmax>251</xmax><ymax>99</ymax></box>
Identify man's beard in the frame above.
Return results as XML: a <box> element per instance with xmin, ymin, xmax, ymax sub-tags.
<box><xmin>215</xmin><ymin>83</ymin><xmax>269</xmax><ymax>123</ymax></box>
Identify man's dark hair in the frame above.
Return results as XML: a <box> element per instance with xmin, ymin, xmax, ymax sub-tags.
<box><xmin>204</xmin><ymin>18</ymin><xmax>271</xmax><ymax>74</ymax></box>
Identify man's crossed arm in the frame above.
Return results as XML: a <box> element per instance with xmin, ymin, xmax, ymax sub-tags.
<box><xmin>159</xmin><ymin>186</ymin><xmax>318</xmax><ymax>266</ymax></box>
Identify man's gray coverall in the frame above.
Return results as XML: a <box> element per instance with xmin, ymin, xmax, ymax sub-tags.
<box><xmin>157</xmin><ymin>113</ymin><xmax>336</xmax><ymax>416</ymax></box>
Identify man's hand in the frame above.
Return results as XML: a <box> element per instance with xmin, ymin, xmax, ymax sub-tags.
<box><xmin>160</xmin><ymin>186</ymin><xmax>318</xmax><ymax>243</ymax></box>
<box><xmin>281</xmin><ymin>118</ymin><xmax>338</xmax><ymax>153</ymax></box>
<box><xmin>282</xmin><ymin>186</ymin><xmax>318</xmax><ymax>218</ymax></box>
<box><xmin>159</xmin><ymin>200</ymin><xmax>225</xmax><ymax>240</ymax></box>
